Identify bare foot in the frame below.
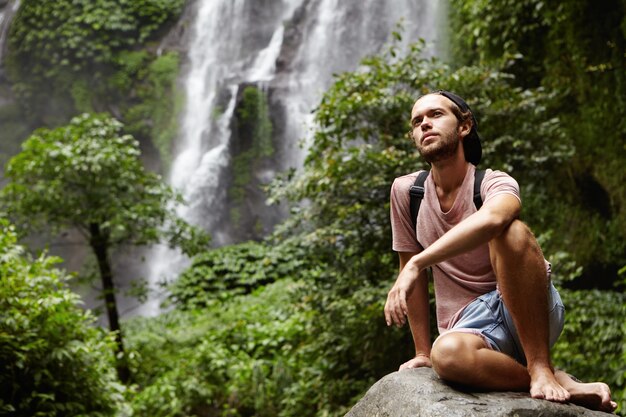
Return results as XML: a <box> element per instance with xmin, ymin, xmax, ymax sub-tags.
<box><xmin>529</xmin><ymin>366</ymin><xmax>570</xmax><ymax>403</ymax></box>
<box><xmin>555</xmin><ymin>370</ymin><xmax>618</xmax><ymax>413</ymax></box>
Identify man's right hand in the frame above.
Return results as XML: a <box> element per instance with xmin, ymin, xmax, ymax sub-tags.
<box><xmin>399</xmin><ymin>354</ymin><xmax>432</xmax><ymax>370</ymax></box>
<box><xmin>385</xmin><ymin>259</ymin><xmax>421</xmax><ymax>326</ymax></box>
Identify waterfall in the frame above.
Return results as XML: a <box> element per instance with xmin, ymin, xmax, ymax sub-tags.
<box><xmin>137</xmin><ymin>0</ymin><xmax>443</xmax><ymax>317</ymax></box>
<box><xmin>0</xmin><ymin>0</ymin><xmax>20</xmax><ymax>76</ymax></box>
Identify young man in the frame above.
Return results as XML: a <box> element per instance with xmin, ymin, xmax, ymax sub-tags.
<box><xmin>384</xmin><ymin>91</ymin><xmax>616</xmax><ymax>412</ymax></box>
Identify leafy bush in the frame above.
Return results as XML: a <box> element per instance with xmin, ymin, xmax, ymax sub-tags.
<box><xmin>0</xmin><ymin>219</ymin><xmax>127</xmax><ymax>416</ymax></box>
<box><xmin>133</xmin><ymin>212</ymin><xmax>420</xmax><ymax>417</ymax></box>
<box><xmin>127</xmin><ymin>280</ymin><xmax>316</xmax><ymax>416</ymax></box>
<box><xmin>128</xmin><ymin>276</ymin><xmax>410</xmax><ymax>417</ymax></box>
<box><xmin>448</xmin><ymin>0</ymin><xmax>626</xmax><ymax>290</ymax></box>
<box><xmin>169</xmin><ymin>239</ymin><xmax>316</xmax><ymax>310</ymax></box>
<box><xmin>7</xmin><ymin>0</ymin><xmax>184</xmax><ymax>81</ymax></box>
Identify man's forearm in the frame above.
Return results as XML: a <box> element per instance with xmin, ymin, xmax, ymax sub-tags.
<box><xmin>410</xmin><ymin>194</ymin><xmax>520</xmax><ymax>271</ymax></box>
<box><xmin>406</xmin><ymin>273</ymin><xmax>431</xmax><ymax>356</ymax></box>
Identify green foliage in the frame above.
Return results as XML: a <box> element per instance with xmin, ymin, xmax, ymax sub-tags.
<box><xmin>230</xmin><ymin>86</ymin><xmax>275</xmax><ymax>229</ymax></box>
<box><xmin>129</xmin><ymin>225</ymin><xmax>413</xmax><ymax>416</ymax></box>
<box><xmin>553</xmin><ymin>288</ymin><xmax>626</xmax><ymax>413</ymax></box>
<box><xmin>170</xmin><ymin>239</ymin><xmax>311</xmax><ymax>310</ymax></box>
<box><xmin>127</xmin><ymin>280</ymin><xmax>316</xmax><ymax>416</ymax></box>
<box><xmin>1</xmin><ymin>113</ymin><xmax>208</xmax><ymax>253</ymax></box>
<box><xmin>0</xmin><ymin>219</ymin><xmax>127</xmax><ymax>416</ymax></box>
<box><xmin>128</xmin><ymin>277</ymin><xmax>409</xmax><ymax>417</ymax></box>
<box><xmin>0</xmin><ymin>112</ymin><xmax>208</xmax><ymax>381</ymax></box>
<box><xmin>7</xmin><ymin>0</ymin><xmax>184</xmax><ymax>80</ymax></box>
<box><xmin>448</xmin><ymin>0</ymin><xmax>550</xmax><ymax>83</ymax></box>
<box><xmin>122</xmin><ymin>52</ymin><xmax>183</xmax><ymax>167</ymax></box>
<box><xmin>448</xmin><ymin>0</ymin><xmax>626</xmax><ymax>286</ymax></box>
<box><xmin>4</xmin><ymin>0</ymin><xmax>185</xmax><ymax>164</ymax></box>
<box><xmin>236</xmin><ymin>86</ymin><xmax>274</xmax><ymax>158</ymax></box>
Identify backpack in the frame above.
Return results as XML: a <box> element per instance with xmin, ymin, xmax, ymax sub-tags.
<box><xmin>409</xmin><ymin>169</ymin><xmax>486</xmax><ymax>229</ymax></box>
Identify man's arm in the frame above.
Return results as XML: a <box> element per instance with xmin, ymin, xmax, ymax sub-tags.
<box><xmin>385</xmin><ymin>193</ymin><xmax>520</xmax><ymax>326</ymax></box>
<box><xmin>397</xmin><ymin>251</ymin><xmax>432</xmax><ymax>369</ymax></box>
<box><xmin>413</xmin><ymin>193</ymin><xmax>520</xmax><ymax>270</ymax></box>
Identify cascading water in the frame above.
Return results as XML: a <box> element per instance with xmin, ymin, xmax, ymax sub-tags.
<box><xmin>0</xmin><ymin>0</ymin><xmax>20</xmax><ymax>66</ymax></box>
<box><xmin>276</xmin><ymin>0</ymin><xmax>436</xmax><ymax>170</ymax></box>
<box><xmin>140</xmin><ymin>0</ymin><xmax>304</xmax><ymax>315</ymax></box>
<box><xmin>138</xmin><ymin>0</ymin><xmax>443</xmax><ymax>316</ymax></box>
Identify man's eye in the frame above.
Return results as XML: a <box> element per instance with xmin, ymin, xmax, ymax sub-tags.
<box><xmin>412</xmin><ymin>119</ymin><xmax>422</xmax><ymax>127</ymax></box>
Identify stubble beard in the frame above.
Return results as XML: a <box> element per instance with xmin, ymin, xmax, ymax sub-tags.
<box><xmin>416</xmin><ymin>130</ymin><xmax>460</xmax><ymax>164</ymax></box>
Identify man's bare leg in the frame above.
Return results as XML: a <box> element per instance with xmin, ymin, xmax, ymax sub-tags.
<box><xmin>430</xmin><ymin>333</ymin><xmax>617</xmax><ymax>412</ymax></box>
<box><xmin>431</xmin><ymin>332</ymin><xmax>534</xmax><ymax>391</ymax></box>
<box><xmin>488</xmin><ymin>220</ymin><xmax>569</xmax><ymax>402</ymax></box>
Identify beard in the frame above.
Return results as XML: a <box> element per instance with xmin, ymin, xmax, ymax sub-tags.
<box><xmin>415</xmin><ymin>130</ymin><xmax>460</xmax><ymax>163</ymax></box>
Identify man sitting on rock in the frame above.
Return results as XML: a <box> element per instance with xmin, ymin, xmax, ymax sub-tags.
<box><xmin>384</xmin><ymin>90</ymin><xmax>616</xmax><ymax>413</ymax></box>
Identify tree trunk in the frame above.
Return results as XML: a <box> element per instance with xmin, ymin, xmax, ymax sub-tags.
<box><xmin>89</xmin><ymin>223</ymin><xmax>130</xmax><ymax>383</ymax></box>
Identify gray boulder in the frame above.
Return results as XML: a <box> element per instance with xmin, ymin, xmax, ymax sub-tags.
<box><xmin>345</xmin><ymin>368</ymin><xmax>613</xmax><ymax>417</ymax></box>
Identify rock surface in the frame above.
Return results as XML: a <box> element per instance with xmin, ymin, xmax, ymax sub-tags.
<box><xmin>345</xmin><ymin>368</ymin><xmax>614</xmax><ymax>417</ymax></box>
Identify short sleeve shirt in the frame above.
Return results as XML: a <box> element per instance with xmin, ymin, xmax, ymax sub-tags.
<box><xmin>390</xmin><ymin>164</ymin><xmax>521</xmax><ymax>332</ymax></box>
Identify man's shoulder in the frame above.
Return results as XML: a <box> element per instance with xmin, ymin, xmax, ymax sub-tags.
<box><xmin>395</xmin><ymin>170</ymin><xmax>425</xmax><ymax>180</ymax></box>
<box><xmin>393</xmin><ymin>170</ymin><xmax>427</xmax><ymax>188</ymax></box>
<box><xmin>480</xmin><ymin>168</ymin><xmax>521</xmax><ymax>201</ymax></box>
<box><xmin>482</xmin><ymin>168</ymin><xmax>518</xmax><ymax>184</ymax></box>
<box><xmin>482</xmin><ymin>168</ymin><xmax>515</xmax><ymax>179</ymax></box>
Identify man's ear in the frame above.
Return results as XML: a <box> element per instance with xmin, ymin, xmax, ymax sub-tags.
<box><xmin>458</xmin><ymin>118</ymin><xmax>472</xmax><ymax>139</ymax></box>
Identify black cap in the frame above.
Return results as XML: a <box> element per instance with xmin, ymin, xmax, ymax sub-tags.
<box><xmin>436</xmin><ymin>90</ymin><xmax>482</xmax><ymax>166</ymax></box>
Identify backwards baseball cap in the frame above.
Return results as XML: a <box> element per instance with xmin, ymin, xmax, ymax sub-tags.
<box><xmin>436</xmin><ymin>90</ymin><xmax>482</xmax><ymax>166</ymax></box>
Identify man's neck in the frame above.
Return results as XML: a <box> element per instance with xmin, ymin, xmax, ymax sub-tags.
<box><xmin>430</xmin><ymin>157</ymin><xmax>470</xmax><ymax>195</ymax></box>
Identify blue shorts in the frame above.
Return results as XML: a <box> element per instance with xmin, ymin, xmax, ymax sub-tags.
<box><xmin>444</xmin><ymin>282</ymin><xmax>565</xmax><ymax>364</ymax></box>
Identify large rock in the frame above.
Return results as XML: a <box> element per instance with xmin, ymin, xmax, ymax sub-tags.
<box><xmin>345</xmin><ymin>368</ymin><xmax>613</xmax><ymax>417</ymax></box>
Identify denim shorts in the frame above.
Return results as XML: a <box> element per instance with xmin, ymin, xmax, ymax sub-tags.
<box><xmin>446</xmin><ymin>282</ymin><xmax>565</xmax><ymax>364</ymax></box>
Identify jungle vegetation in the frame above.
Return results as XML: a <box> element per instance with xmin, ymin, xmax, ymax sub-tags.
<box><xmin>0</xmin><ymin>0</ymin><xmax>624</xmax><ymax>416</ymax></box>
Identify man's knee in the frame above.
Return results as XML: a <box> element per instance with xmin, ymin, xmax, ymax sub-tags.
<box><xmin>431</xmin><ymin>334</ymin><xmax>477</xmax><ymax>381</ymax></box>
<box><xmin>490</xmin><ymin>219</ymin><xmax>542</xmax><ymax>260</ymax></box>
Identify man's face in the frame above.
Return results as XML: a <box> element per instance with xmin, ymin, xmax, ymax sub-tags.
<box><xmin>410</xmin><ymin>94</ymin><xmax>465</xmax><ymax>164</ymax></box>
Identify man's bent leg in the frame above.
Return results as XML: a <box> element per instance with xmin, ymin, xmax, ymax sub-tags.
<box><xmin>488</xmin><ymin>220</ymin><xmax>569</xmax><ymax>402</ymax></box>
<box><xmin>430</xmin><ymin>333</ymin><xmax>618</xmax><ymax>412</ymax></box>
<box><xmin>431</xmin><ymin>332</ymin><xmax>531</xmax><ymax>391</ymax></box>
